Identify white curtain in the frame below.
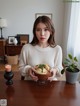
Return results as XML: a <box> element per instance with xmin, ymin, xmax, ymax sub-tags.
<box><xmin>67</xmin><ymin>2</ymin><xmax>80</xmax><ymax>65</ymax></box>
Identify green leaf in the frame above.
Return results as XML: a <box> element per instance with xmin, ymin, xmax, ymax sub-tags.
<box><xmin>65</xmin><ymin>58</ymin><xmax>70</xmax><ymax>62</ymax></box>
<box><xmin>68</xmin><ymin>54</ymin><xmax>73</xmax><ymax>59</ymax></box>
<box><xmin>61</xmin><ymin>69</ymin><xmax>65</xmax><ymax>74</ymax></box>
<box><xmin>74</xmin><ymin>57</ymin><xmax>78</xmax><ymax>62</ymax></box>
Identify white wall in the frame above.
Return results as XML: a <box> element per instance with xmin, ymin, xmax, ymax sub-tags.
<box><xmin>0</xmin><ymin>0</ymin><xmax>64</xmax><ymax>46</ymax></box>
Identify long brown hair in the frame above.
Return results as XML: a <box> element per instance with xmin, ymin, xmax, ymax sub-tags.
<box><xmin>30</xmin><ymin>16</ymin><xmax>56</xmax><ymax>47</ymax></box>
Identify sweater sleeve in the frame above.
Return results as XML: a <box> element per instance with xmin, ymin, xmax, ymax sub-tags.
<box><xmin>54</xmin><ymin>46</ymin><xmax>63</xmax><ymax>77</ymax></box>
<box><xmin>18</xmin><ymin>44</ymin><xmax>31</xmax><ymax>77</ymax></box>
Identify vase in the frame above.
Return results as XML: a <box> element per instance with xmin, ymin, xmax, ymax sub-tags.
<box><xmin>13</xmin><ymin>38</ymin><xmax>18</xmax><ymax>45</ymax></box>
<box><xmin>4</xmin><ymin>71</ymin><xmax>14</xmax><ymax>85</ymax></box>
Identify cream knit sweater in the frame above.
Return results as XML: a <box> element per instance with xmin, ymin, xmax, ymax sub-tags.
<box><xmin>19</xmin><ymin>44</ymin><xmax>63</xmax><ymax>80</ymax></box>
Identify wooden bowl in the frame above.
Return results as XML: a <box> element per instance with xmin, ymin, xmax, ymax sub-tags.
<box><xmin>34</xmin><ymin>70</ymin><xmax>51</xmax><ymax>81</ymax></box>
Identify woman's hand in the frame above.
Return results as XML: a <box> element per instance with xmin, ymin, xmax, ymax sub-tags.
<box><xmin>28</xmin><ymin>67</ymin><xmax>38</xmax><ymax>81</ymax></box>
<box><xmin>48</xmin><ymin>68</ymin><xmax>57</xmax><ymax>82</ymax></box>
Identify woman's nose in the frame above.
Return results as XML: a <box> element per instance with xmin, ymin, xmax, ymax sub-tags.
<box><xmin>41</xmin><ymin>30</ymin><xmax>45</xmax><ymax>36</ymax></box>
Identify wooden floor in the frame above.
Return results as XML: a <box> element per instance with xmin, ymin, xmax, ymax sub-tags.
<box><xmin>0</xmin><ymin>63</ymin><xmax>19</xmax><ymax>72</ymax></box>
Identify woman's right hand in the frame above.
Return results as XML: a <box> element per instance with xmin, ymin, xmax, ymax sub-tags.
<box><xmin>28</xmin><ymin>67</ymin><xmax>38</xmax><ymax>81</ymax></box>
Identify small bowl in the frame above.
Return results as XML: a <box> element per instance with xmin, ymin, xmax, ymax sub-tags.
<box><xmin>34</xmin><ymin>70</ymin><xmax>51</xmax><ymax>81</ymax></box>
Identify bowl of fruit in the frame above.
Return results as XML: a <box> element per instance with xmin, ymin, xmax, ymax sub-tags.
<box><xmin>34</xmin><ymin>64</ymin><xmax>51</xmax><ymax>81</ymax></box>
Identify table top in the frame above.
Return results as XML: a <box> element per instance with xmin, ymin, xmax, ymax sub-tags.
<box><xmin>0</xmin><ymin>78</ymin><xmax>80</xmax><ymax>106</ymax></box>
<box><xmin>0</xmin><ymin>71</ymin><xmax>80</xmax><ymax>106</ymax></box>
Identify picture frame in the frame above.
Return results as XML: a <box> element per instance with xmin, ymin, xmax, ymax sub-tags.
<box><xmin>16</xmin><ymin>34</ymin><xmax>29</xmax><ymax>45</ymax></box>
<box><xmin>8</xmin><ymin>36</ymin><xmax>15</xmax><ymax>44</ymax></box>
<box><xmin>35</xmin><ymin>13</ymin><xmax>52</xmax><ymax>20</ymax></box>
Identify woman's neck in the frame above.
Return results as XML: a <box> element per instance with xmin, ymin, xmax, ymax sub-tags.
<box><xmin>38</xmin><ymin>43</ymin><xmax>49</xmax><ymax>48</ymax></box>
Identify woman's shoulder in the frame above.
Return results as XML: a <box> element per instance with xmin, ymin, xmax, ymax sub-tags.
<box><xmin>22</xmin><ymin>43</ymin><xmax>32</xmax><ymax>48</ymax></box>
<box><xmin>21</xmin><ymin>43</ymin><xmax>33</xmax><ymax>51</ymax></box>
<box><xmin>54</xmin><ymin>45</ymin><xmax>62</xmax><ymax>51</ymax></box>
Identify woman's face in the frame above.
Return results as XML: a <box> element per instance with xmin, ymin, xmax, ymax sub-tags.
<box><xmin>35</xmin><ymin>22</ymin><xmax>51</xmax><ymax>44</ymax></box>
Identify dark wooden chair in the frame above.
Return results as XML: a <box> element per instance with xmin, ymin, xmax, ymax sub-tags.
<box><xmin>21</xmin><ymin>76</ymin><xmax>25</xmax><ymax>80</ymax></box>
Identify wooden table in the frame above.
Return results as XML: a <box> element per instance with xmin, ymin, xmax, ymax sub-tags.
<box><xmin>0</xmin><ymin>72</ymin><xmax>80</xmax><ymax>106</ymax></box>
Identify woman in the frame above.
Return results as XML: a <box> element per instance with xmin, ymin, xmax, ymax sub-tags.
<box><xmin>19</xmin><ymin>16</ymin><xmax>63</xmax><ymax>81</ymax></box>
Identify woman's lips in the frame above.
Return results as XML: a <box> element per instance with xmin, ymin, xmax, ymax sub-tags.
<box><xmin>40</xmin><ymin>38</ymin><xmax>45</xmax><ymax>40</ymax></box>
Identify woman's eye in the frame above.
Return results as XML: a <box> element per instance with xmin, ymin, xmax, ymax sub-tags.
<box><xmin>44</xmin><ymin>29</ymin><xmax>48</xmax><ymax>31</ymax></box>
<box><xmin>36</xmin><ymin>29</ymin><xmax>41</xmax><ymax>31</ymax></box>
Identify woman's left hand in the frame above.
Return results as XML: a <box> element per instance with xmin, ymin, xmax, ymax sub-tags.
<box><xmin>48</xmin><ymin>68</ymin><xmax>57</xmax><ymax>82</ymax></box>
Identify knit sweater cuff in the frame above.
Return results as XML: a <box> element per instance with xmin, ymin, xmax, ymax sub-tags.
<box><xmin>20</xmin><ymin>65</ymin><xmax>32</xmax><ymax>76</ymax></box>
